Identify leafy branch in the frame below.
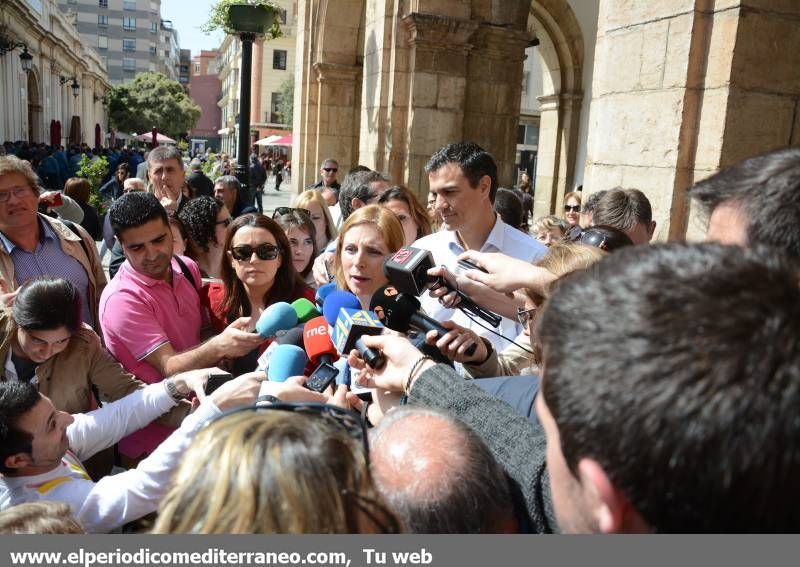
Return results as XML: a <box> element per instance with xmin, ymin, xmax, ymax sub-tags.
<box><xmin>202</xmin><ymin>0</ymin><xmax>283</xmax><ymax>39</ymax></box>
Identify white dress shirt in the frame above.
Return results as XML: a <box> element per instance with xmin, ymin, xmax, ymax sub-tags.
<box><xmin>412</xmin><ymin>215</ymin><xmax>546</xmax><ymax>362</ymax></box>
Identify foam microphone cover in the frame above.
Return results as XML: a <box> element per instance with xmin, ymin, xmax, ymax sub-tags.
<box><xmin>315</xmin><ymin>282</ymin><xmax>337</xmax><ymax>308</ymax></box>
<box><xmin>291</xmin><ymin>298</ymin><xmax>321</xmax><ymax>323</ymax></box>
<box><xmin>303</xmin><ymin>316</ymin><xmax>339</xmax><ymax>366</ymax></box>
<box><xmin>322</xmin><ymin>290</ymin><xmax>362</xmax><ymax>326</ymax></box>
<box><xmin>369</xmin><ymin>285</ymin><xmax>414</xmax><ymax>333</ymax></box>
<box><xmin>255</xmin><ymin>302</ymin><xmax>298</xmax><ymax>339</ymax></box>
<box><xmin>274</xmin><ymin>326</ymin><xmax>305</xmax><ymax>348</ymax></box>
<box><xmin>267</xmin><ymin>344</ymin><xmax>308</xmax><ymax>382</ymax></box>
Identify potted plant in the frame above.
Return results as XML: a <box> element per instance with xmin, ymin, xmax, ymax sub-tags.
<box><xmin>202</xmin><ymin>0</ymin><xmax>283</xmax><ymax>39</ymax></box>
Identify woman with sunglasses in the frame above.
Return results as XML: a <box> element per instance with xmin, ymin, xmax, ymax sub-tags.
<box><xmin>204</xmin><ymin>214</ymin><xmax>315</xmax><ymax>374</ymax></box>
<box><xmin>562</xmin><ymin>191</ymin><xmax>582</xmax><ymax>239</ymax></box>
<box><xmin>273</xmin><ymin>209</ymin><xmax>318</xmax><ymax>289</ymax></box>
<box><xmin>376</xmin><ymin>185</ymin><xmax>432</xmax><ymax>246</ymax></box>
<box><xmin>177</xmin><ymin>196</ymin><xmax>232</xmax><ymax>280</ymax></box>
<box><xmin>292</xmin><ymin>191</ymin><xmax>338</xmax><ymax>251</ymax></box>
<box><xmin>153</xmin><ymin>397</ymin><xmax>401</xmax><ymax>533</ymax></box>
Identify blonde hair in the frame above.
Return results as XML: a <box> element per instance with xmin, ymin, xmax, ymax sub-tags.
<box><xmin>563</xmin><ymin>191</ymin><xmax>582</xmax><ymax>207</ymax></box>
<box><xmin>294</xmin><ymin>189</ymin><xmax>337</xmax><ymax>244</ymax></box>
<box><xmin>532</xmin><ymin>215</ymin><xmax>567</xmax><ymax>236</ymax></box>
<box><xmin>152</xmin><ymin>410</ymin><xmax>399</xmax><ymax>533</ymax></box>
<box><xmin>0</xmin><ymin>155</ymin><xmax>41</xmax><ymax>195</ymax></box>
<box><xmin>334</xmin><ymin>205</ymin><xmax>405</xmax><ymax>291</ymax></box>
<box><xmin>0</xmin><ymin>502</ymin><xmax>83</xmax><ymax>534</ymax></box>
<box><xmin>526</xmin><ymin>241</ymin><xmax>604</xmax><ymax>305</ymax></box>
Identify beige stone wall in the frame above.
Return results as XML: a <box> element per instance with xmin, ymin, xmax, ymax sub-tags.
<box><xmin>585</xmin><ymin>0</ymin><xmax>800</xmax><ymax>241</ymax></box>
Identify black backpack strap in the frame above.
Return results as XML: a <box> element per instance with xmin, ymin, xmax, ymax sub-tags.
<box><xmin>172</xmin><ymin>255</ymin><xmax>198</xmax><ymax>291</ymax></box>
<box><xmin>61</xmin><ymin>219</ymin><xmax>91</xmax><ymax>262</ymax></box>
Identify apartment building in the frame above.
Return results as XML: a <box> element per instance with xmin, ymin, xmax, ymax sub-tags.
<box><xmin>58</xmin><ymin>0</ymin><xmax>180</xmax><ymax>84</ymax></box>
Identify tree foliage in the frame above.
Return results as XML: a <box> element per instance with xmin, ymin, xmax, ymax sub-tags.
<box><xmin>76</xmin><ymin>155</ymin><xmax>110</xmax><ymax>214</ymax></box>
<box><xmin>277</xmin><ymin>76</ymin><xmax>294</xmax><ymax>127</ymax></box>
<box><xmin>107</xmin><ymin>73</ymin><xmax>201</xmax><ymax>139</ymax></box>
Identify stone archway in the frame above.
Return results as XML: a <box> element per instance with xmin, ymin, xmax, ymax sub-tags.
<box><xmin>27</xmin><ymin>70</ymin><xmax>42</xmax><ymax>144</ymax></box>
<box><xmin>527</xmin><ymin>0</ymin><xmax>585</xmax><ymax>218</ymax></box>
<box><xmin>294</xmin><ymin>0</ymin><xmax>365</xmax><ymax>190</ymax></box>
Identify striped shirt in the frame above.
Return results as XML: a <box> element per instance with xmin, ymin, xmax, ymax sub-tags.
<box><xmin>0</xmin><ymin>217</ymin><xmax>92</xmax><ymax>326</ymax></box>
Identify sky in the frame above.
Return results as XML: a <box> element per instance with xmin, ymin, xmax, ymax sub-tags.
<box><xmin>160</xmin><ymin>0</ymin><xmax>224</xmax><ymax>57</ymax></box>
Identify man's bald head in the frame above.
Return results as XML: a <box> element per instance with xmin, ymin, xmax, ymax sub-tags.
<box><xmin>370</xmin><ymin>407</ymin><xmax>515</xmax><ymax>533</ymax></box>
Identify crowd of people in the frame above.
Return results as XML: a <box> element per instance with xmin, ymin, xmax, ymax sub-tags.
<box><xmin>0</xmin><ymin>136</ymin><xmax>798</xmax><ymax>535</ymax></box>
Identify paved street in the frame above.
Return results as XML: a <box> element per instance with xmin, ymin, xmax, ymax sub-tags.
<box><xmin>259</xmin><ymin>173</ymin><xmax>295</xmax><ymax>214</ymax></box>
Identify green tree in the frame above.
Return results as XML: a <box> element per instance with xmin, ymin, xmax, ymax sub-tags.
<box><xmin>76</xmin><ymin>154</ymin><xmax>109</xmax><ymax>214</ymax></box>
<box><xmin>277</xmin><ymin>76</ymin><xmax>294</xmax><ymax>127</ymax></box>
<box><xmin>202</xmin><ymin>0</ymin><xmax>282</xmax><ymax>39</ymax></box>
<box><xmin>108</xmin><ymin>72</ymin><xmax>201</xmax><ymax>139</ymax></box>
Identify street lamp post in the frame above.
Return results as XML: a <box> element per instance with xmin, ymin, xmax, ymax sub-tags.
<box><xmin>234</xmin><ymin>31</ymin><xmax>256</xmax><ymax>198</ymax></box>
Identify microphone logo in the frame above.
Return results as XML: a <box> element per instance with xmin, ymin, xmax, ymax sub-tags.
<box><xmin>305</xmin><ymin>323</ymin><xmax>326</xmax><ymax>337</ymax></box>
<box><xmin>390</xmin><ymin>249</ymin><xmax>413</xmax><ymax>264</ymax></box>
<box><xmin>373</xmin><ymin>305</ymin><xmax>385</xmax><ymax>320</ymax></box>
<box><xmin>384</xmin><ymin>286</ymin><xmax>398</xmax><ymax>296</ymax></box>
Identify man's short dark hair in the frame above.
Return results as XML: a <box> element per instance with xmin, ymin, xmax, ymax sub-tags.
<box><xmin>339</xmin><ymin>170</ymin><xmax>389</xmax><ymax>222</ymax></box>
<box><xmin>537</xmin><ymin>242</ymin><xmax>800</xmax><ymax>532</ymax></box>
<box><xmin>494</xmin><ymin>188</ymin><xmax>523</xmax><ymax>230</ymax></box>
<box><xmin>108</xmin><ymin>191</ymin><xmax>168</xmax><ymax>239</ymax></box>
<box><xmin>689</xmin><ymin>146</ymin><xmax>800</xmax><ymax>258</ymax></box>
<box><xmin>425</xmin><ymin>142</ymin><xmax>498</xmax><ymax>203</ymax></box>
<box><xmin>147</xmin><ymin>146</ymin><xmax>183</xmax><ymax>167</ymax></box>
<box><xmin>371</xmin><ymin>407</ymin><xmax>514</xmax><ymax>533</ymax></box>
<box><xmin>0</xmin><ymin>382</ymin><xmax>41</xmax><ymax>475</ymax></box>
<box><xmin>591</xmin><ymin>187</ymin><xmax>652</xmax><ymax>230</ymax></box>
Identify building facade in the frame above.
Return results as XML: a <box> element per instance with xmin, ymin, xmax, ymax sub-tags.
<box><xmin>57</xmin><ymin>0</ymin><xmax>179</xmax><ymax>85</ymax></box>
<box><xmin>1</xmin><ymin>0</ymin><xmax>110</xmax><ymax>145</ymax></box>
<box><xmin>188</xmin><ymin>49</ymin><xmax>221</xmax><ymax>153</ymax></box>
<box><xmin>216</xmin><ymin>0</ymin><xmax>296</xmax><ymax>158</ymax></box>
<box><xmin>294</xmin><ymin>0</ymin><xmax>800</xmax><ymax>242</ymax></box>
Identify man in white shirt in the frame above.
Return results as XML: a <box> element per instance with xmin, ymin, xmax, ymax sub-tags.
<box><xmin>412</xmin><ymin>142</ymin><xmax>546</xmax><ymax>357</ymax></box>
<box><xmin>0</xmin><ymin>370</ymin><xmax>322</xmax><ymax>532</ymax></box>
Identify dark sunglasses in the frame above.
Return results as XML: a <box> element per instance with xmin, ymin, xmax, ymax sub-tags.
<box><xmin>216</xmin><ymin>217</ymin><xmax>233</xmax><ymax>228</ymax></box>
<box><xmin>564</xmin><ymin>205</ymin><xmax>581</xmax><ymax>213</ymax></box>
<box><xmin>322</xmin><ymin>167</ymin><xmax>338</xmax><ymax>173</ymax></box>
<box><xmin>230</xmin><ymin>243</ymin><xmax>281</xmax><ymax>261</ymax></box>
<box><xmin>272</xmin><ymin>207</ymin><xmax>310</xmax><ymax>219</ymax></box>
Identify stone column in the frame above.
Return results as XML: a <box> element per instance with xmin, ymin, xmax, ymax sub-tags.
<box><xmin>313</xmin><ymin>61</ymin><xmax>362</xmax><ymax>184</ymax></box>
<box><xmin>463</xmin><ymin>25</ymin><xmax>530</xmax><ymax>187</ymax></box>
<box><xmin>400</xmin><ymin>13</ymin><xmax>479</xmax><ymax>196</ymax></box>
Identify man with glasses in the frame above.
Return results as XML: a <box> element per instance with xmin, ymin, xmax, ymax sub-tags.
<box><xmin>99</xmin><ymin>192</ymin><xmax>263</xmax><ymax>463</ymax></box>
<box><xmin>312</xmin><ymin>158</ymin><xmax>341</xmax><ymax>199</ymax></box>
<box><xmin>213</xmin><ymin>176</ymin><xmax>257</xmax><ymax>219</ymax></box>
<box><xmin>0</xmin><ymin>156</ymin><xmax>105</xmax><ymax>332</ymax></box>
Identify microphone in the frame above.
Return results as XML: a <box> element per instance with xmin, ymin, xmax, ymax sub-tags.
<box><xmin>370</xmin><ymin>285</ymin><xmax>476</xmax><ymax>357</ymax></box>
<box><xmin>256</xmin><ymin>326</ymin><xmax>304</xmax><ymax>372</ymax></box>
<box><xmin>303</xmin><ymin>316</ymin><xmax>340</xmax><ymax>392</ymax></box>
<box><xmin>331</xmin><ymin>308</ymin><xmax>386</xmax><ymax>369</ymax></box>
<box><xmin>266</xmin><ymin>344</ymin><xmax>308</xmax><ymax>382</ymax></box>
<box><xmin>292</xmin><ymin>298</ymin><xmax>321</xmax><ymax>323</ymax></box>
<box><xmin>383</xmin><ymin>246</ymin><xmax>503</xmax><ymax>328</ymax></box>
<box><xmin>255</xmin><ymin>302</ymin><xmax>298</xmax><ymax>338</ymax></box>
<box><xmin>315</xmin><ymin>282</ymin><xmax>337</xmax><ymax>308</ymax></box>
<box><xmin>321</xmin><ymin>290</ymin><xmax>362</xmax><ymax>326</ymax></box>
<box><xmin>303</xmin><ymin>316</ymin><xmax>339</xmax><ymax>366</ymax></box>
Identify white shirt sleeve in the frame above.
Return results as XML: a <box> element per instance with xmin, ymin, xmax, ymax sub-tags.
<box><xmin>69</xmin><ymin>402</ymin><xmax>221</xmax><ymax>533</ymax></box>
<box><xmin>67</xmin><ymin>382</ymin><xmax>177</xmax><ymax>462</ymax></box>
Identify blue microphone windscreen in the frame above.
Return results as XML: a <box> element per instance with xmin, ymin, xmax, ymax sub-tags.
<box><xmin>267</xmin><ymin>344</ymin><xmax>308</xmax><ymax>383</ymax></box>
<box><xmin>315</xmin><ymin>282</ymin><xmax>337</xmax><ymax>307</ymax></box>
<box><xmin>322</xmin><ymin>291</ymin><xmax>361</xmax><ymax>325</ymax></box>
<box><xmin>256</xmin><ymin>302</ymin><xmax>298</xmax><ymax>338</ymax></box>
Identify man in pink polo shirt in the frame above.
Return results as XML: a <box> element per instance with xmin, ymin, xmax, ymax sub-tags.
<box><xmin>99</xmin><ymin>192</ymin><xmax>263</xmax><ymax>461</ymax></box>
